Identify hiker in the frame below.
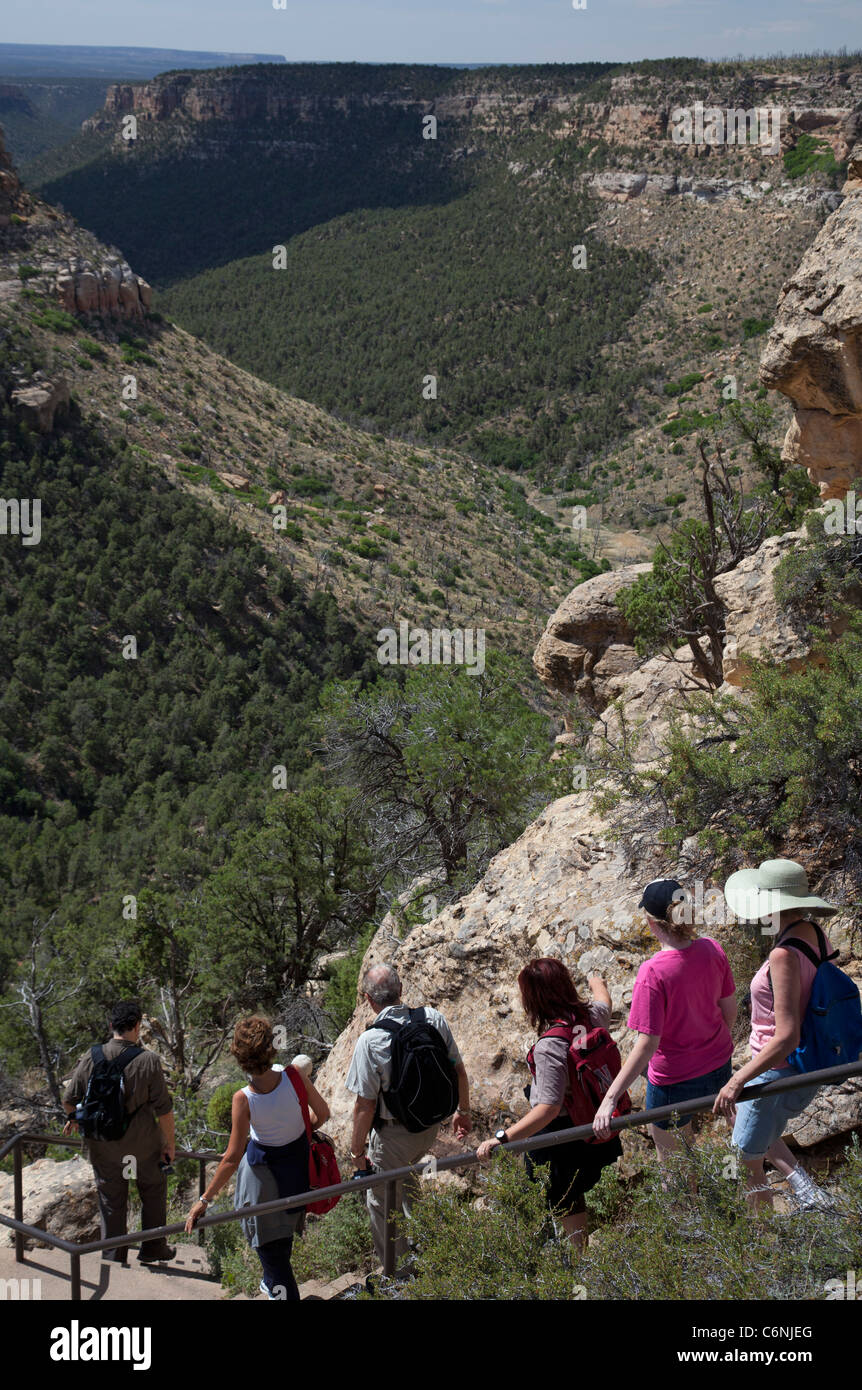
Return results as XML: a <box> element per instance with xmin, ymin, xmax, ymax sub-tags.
<box><xmin>714</xmin><ymin>859</ymin><xmax>851</xmax><ymax>1211</ymax></box>
<box><xmin>477</xmin><ymin>958</ymin><xmax>623</xmax><ymax>1252</ymax></box>
<box><xmin>185</xmin><ymin>1016</ymin><xmax>331</xmax><ymax>1300</ymax></box>
<box><xmin>347</xmin><ymin>963</ymin><xmax>471</xmax><ymax>1273</ymax></box>
<box><xmin>593</xmin><ymin>879</ymin><xmax>737</xmax><ymax>1176</ymax></box>
<box><xmin>62</xmin><ymin>1000</ymin><xmax>176</xmax><ymax>1265</ymax></box>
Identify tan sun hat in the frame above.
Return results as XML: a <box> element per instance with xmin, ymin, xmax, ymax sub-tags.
<box><xmin>723</xmin><ymin>858</ymin><xmax>837</xmax><ymax>921</ymax></box>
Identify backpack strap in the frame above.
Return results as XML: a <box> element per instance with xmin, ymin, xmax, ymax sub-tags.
<box><xmin>775</xmin><ymin>920</ymin><xmax>838</xmax><ymax>970</ymax></box>
<box><xmin>112</xmin><ymin>1044</ymin><xmax>143</xmax><ymax>1071</ymax></box>
<box><xmin>91</xmin><ymin>1044</ymin><xmax>105</xmax><ymax>1068</ymax></box>
<box><xmin>284</xmin><ymin>1065</ymin><xmax>313</xmax><ymax>1143</ymax></box>
<box><xmin>366</xmin><ymin>1017</ymin><xmax>400</xmax><ymax>1036</ymax></box>
<box><xmin>538</xmin><ymin>1018</ymin><xmax>576</xmax><ymax>1043</ymax></box>
<box><xmin>767</xmin><ymin>921</ymin><xmax>838</xmax><ymax>997</ymax></box>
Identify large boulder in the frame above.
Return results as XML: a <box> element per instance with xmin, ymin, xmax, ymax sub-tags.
<box><xmin>316</xmin><ymin>788</ymin><xmax>672</xmax><ymax>1152</ymax></box>
<box><xmin>0</xmin><ymin>1157</ymin><xmax>98</xmax><ymax>1249</ymax></box>
<box><xmin>760</xmin><ymin>161</ymin><xmax>862</xmax><ymax>499</ymax></box>
<box><xmin>11</xmin><ymin>377</ymin><xmax>70</xmax><ymax>434</ymax></box>
<box><xmin>588</xmin><ymin>643</ymin><xmax>704</xmax><ymax>765</ymax></box>
<box><xmin>714</xmin><ymin>528</ymin><xmax>814</xmax><ymax>686</ymax></box>
<box><xmin>532</xmin><ymin>564</ymin><xmax>651</xmax><ymax>715</ymax></box>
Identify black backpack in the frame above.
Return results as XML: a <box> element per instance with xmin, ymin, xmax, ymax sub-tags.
<box><xmin>75</xmin><ymin>1044</ymin><xmax>142</xmax><ymax>1141</ymax></box>
<box><xmin>369</xmin><ymin>1008</ymin><xmax>459</xmax><ymax>1133</ymax></box>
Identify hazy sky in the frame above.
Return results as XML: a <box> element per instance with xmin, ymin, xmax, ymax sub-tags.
<box><xmin>5</xmin><ymin>0</ymin><xmax>862</xmax><ymax>65</ymax></box>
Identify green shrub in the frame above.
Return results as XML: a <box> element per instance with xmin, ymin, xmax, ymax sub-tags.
<box><xmin>205</xmin><ymin>1215</ymin><xmax>261</xmax><ymax>1297</ymax></box>
<box><xmin>396</xmin><ymin>1135</ymin><xmax>862</xmax><ymax>1301</ymax></box>
<box><xmin>351</xmin><ymin>537</ymin><xmax>383</xmax><ymax>560</ymax></box>
<box><xmin>742</xmin><ymin>317</ymin><xmax>771</xmax><ymax>340</ymax></box>
<box><xmin>79</xmin><ymin>337</ymin><xmax>106</xmax><ymax>359</ymax></box>
<box><xmin>32</xmin><ymin>305</ymin><xmax>77</xmax><ymax>333</ymax></box>
<box><xmin>17</xmin><ymin>263</ymin><xmax>40</xmax><ymax>281</ymax></box>
<box><xmin>206</xmin><ymin>1082</ymin><xmax>237</xmax><ymax>1137</ymax></box>
<box><xmin>323</xmin><ymin>922</ymin><xmax>376</xmax><ymax>1033</ymax></box>
<box><xmin>783</xmin><ymin>134</ymin><xmax>844</xmax><ymax>180</ymax></box>
<box><xmin>397</xmin><ymin>1152</ymin><xmax>576</xmax><ymax>1300</ymax></box>
<box><xmin>293</xmin><ymin>1196</ymin><xmax>375</xmax><ymax>1283</ymax></box>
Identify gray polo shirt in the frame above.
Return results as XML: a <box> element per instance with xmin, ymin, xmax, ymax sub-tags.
<box><xmin>346</xmin><ymin>1004</ymin><xmax>463</xmax><ymax>1122</ymax></box>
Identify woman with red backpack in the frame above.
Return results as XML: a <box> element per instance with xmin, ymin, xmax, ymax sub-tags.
<box><xmin>476</xmin><ymin>958</ymin><xmax>623</xmax><ymax>1251</ymax></box>
<box><xmin>593</xmin><ymin>879</ymin><xmax>737</xmax><ymax>1176</ymax></box>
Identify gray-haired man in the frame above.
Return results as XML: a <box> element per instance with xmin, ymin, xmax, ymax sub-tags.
<box><xmin>346</xmin><ymin>963</ymin><xmax>470</xmax><ymax>1271</ymax></box>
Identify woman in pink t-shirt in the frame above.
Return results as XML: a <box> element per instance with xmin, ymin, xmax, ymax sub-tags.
<box><xmin>593</xmin><ymin>878</ymin><xmax>737</xmax><ymax>1174</ymax></box>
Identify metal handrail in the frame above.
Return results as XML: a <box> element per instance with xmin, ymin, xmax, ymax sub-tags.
<box><xmin>2</xmin><ymin>1057</ymin><xmax>861</xmax><ymax>1300</ymax></box>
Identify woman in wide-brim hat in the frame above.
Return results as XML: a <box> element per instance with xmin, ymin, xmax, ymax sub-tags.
<box><xmin>713</xmin><ymin>859</ymin><xmax>837</xmax><ymax>1211</ymax></box>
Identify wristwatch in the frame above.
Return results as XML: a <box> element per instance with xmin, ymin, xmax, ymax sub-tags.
<box><xmin>495</xmin><ymin>1128</ymin><xmax>509</xmax><ymax>1144</ymax></box>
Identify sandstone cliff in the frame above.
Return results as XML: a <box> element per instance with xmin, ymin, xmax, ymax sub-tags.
<box><xmin>760</xmin><ymin>144</ymin><xmax>862</xmax><ymax>498</ymax></box>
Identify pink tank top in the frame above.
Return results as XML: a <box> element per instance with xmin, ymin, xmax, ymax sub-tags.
<box><xmin>749</xmin><ymin>926</ymin><xmax>832</xmax><ymax>1056</ymax></box>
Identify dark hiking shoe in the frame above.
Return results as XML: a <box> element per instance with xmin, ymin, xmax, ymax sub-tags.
<box><xmin>139</xmin><ymin>1243</ymin><xmax>176</xmax><ymax>1264</ymax></box>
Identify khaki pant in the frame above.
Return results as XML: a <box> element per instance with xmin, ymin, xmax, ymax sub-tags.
<box><xmin>86</xmin><ymin>1110</ymin><xmax>167</xmax><ymax>1260</ymax></box>
<box><xmin>367</xmin><ymin>1121</ymin><xmax>440</xmax><ymax>1270</ymax></box>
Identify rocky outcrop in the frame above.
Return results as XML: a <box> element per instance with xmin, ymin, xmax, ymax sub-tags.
<box><xmin>714</xmin><ymin>529</ymin><xmax>814</xmax><ymax>685</ymax></box>
<box><xmin>54</xmin><ymin>256</ymin><xmax>152</xmax><ymax>320</ymax></box>
<box><xmin>532</xmin><ymin>564</ymin><xmax>650</xmax><ymax>716</ymax></box>
<box><xmin>316</xmin><ymin>789</ymin><xmax>660</xmax><ymax>1149</ymax></box>
<box><xmin>590</xmin><ymin>170</ymin><xmax>843</xmax><ymax>209</ymax></box>
<box><xmin>588</xmin><ymin>643</ymin><xmax>704</xmax><ymax>765</ymax></box>
<box><xmin>760</xmin><ymin>151</ymin><xmax>862</xmax><ymax>499</ymax></box>
<box><xmin>0</xmin><ymin>1158</ymin><xmax>98</xmax><ymax>1249</ymax></box>
<box><xmin>11</xmin><ymin>377</ymin><xmax>70</xmax><ymax>433</ymax></box>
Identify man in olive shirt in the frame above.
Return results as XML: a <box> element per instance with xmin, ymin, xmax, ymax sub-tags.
<box><xmin>62</xmin><ymin>1001</ymin><xmax>176</xmax><ymax>1265</ymax></box>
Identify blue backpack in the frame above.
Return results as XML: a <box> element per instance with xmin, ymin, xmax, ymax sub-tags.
<box><xmin>774</xmin><ymin>922</ymin><xmax>862</xmax><ymax>1074</ymax></box>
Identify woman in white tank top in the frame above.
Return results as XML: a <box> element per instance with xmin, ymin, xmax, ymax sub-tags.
<box><xmin>185</xmin><ymin>1016</ymin><xmax>330</xmax><ymax>1300</ymax></box>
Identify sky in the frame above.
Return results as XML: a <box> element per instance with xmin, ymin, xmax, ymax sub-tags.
<box><xmin>3</xmin><ymin>0</ymin><xmax>861</xmax><ymax>66</ymax></box>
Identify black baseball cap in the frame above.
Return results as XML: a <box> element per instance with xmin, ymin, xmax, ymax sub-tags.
<box><xmin>638</xmin><ymin>879</ymin><xmax>687</xmax><ymax>921</ymax></box>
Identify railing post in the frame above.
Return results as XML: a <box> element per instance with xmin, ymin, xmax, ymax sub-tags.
<box><xmin>70</xmin><ymin>1253</ymin><xmax>81</xmax><ymax>1302</ymax></box>
<box><xmin>198</xmin><ymin>1159</ymin><xmax>206</xmax><ymax>1246</ymax></box>
<box><xmin>382</xmin><ymin>1179</ymin><xmax>397</xmax><ymax>1278</ymax></box>
<box><xmin>13</xmin><ymin>1138</ymin><xmax>24</xmax><ymax>1264</ymax></box>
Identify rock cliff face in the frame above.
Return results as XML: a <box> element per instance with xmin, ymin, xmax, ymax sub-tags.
<box><xmin>54</xmin><ymin>255</ymin><xmax>152</xmax><ymax>319</ymax></box>
<box><xmin>760</xmin><ymin>148</ymin><xmax>862</xmax><ymax>498</ymax></box>
<box><xmin>0</xmin><ymin>125</ymin><xmax>24</xmax><ymax>228</ymax></box>
<box><xmin>83</xmin><ymin>65</ymin><xmax>862</xmax><ymax>171</ymax></box>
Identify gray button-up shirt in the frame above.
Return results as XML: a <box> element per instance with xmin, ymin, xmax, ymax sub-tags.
<box><xmin>346</xmin><ymin>1004</ymin><xmax>462</xmax><ymax>1121</ymax></box>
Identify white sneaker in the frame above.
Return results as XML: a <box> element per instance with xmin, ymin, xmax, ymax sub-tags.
<box><xmin>259</xmin><ymin>1278</ymin><xmax>277</xmax><ymax>1300</ymax></box>
<box><xmin>790</xmin><ymin>1178</ymin><xmax>834</xmax><ymax>1212</ymax></box>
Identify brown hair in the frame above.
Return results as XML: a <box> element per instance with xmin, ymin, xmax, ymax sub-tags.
<box><xmin>517</xmin><ymin>958</ymin><xmax>591</xmax><ymax>1034</ymax></box>
<box><xmin>231</xmin><ymin>1016</ymin><xmax>276</xmax><ymax>1074</ymax></box>
<box><xmin>653</xmin><ymin>901</ymin><xmax>698</xmax><ymax>945</ymax></box>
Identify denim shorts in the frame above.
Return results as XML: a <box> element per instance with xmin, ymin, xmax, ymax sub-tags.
<box><xmin>646</xmin><ymin>1060</ymin><xmax>733</xmax><ymax>1132</ymax></box>
<box><xmin>731</xmin><ymin>1067</ymin><xmax>821</xmax><ymax>1160</ymax></box>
